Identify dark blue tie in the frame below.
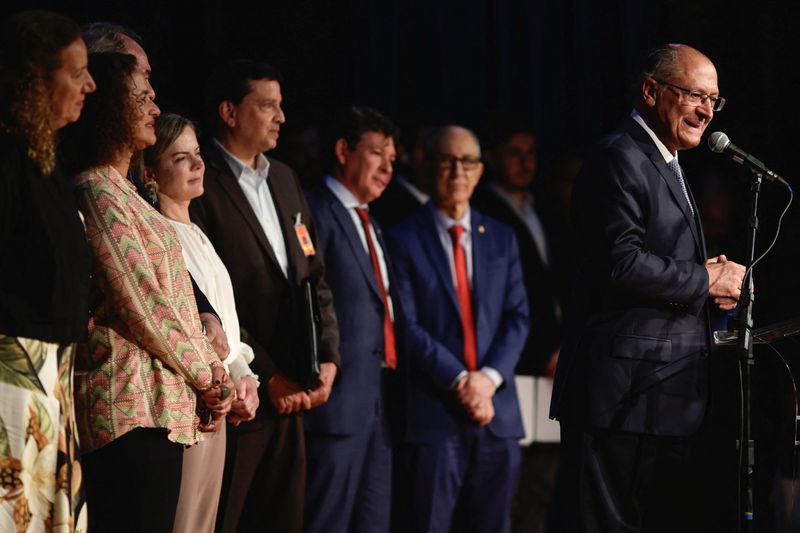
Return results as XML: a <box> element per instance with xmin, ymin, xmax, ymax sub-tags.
<box><xmin>667</xmin><ymin>158</ymin><xmax>694</xmax><ymax>216</ymax></box>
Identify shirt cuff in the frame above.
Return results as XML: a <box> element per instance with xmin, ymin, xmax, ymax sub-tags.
<box><xmin>480</xmin><ymin>366</ymin><xmax>503</xmax><ymax>389</ymax></box>
<box><xmin>449</xmin><ymin>370</ymin><xmax>469</xmax><ymax>390</ymax></box>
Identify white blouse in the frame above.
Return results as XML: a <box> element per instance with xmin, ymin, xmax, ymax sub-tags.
<box><xmin>169</xmin><ymin>219</ymin><xmax>258</xmax><ymax>384</ymax></box>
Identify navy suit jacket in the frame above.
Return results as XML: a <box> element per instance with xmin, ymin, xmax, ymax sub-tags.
<box><xmin>551</xmin><ymin>116</ymin><xmax>714</xmax><ymax>437</ymax></box>
<box><xmin>303</xmin><ymin>184</ymin><xmax>401</xmax><ymax>435</ymax></box>
<box><xmin>387</xmin><ymin>205</ymin><xmax>528</xmax><ymax>443</ymax></box>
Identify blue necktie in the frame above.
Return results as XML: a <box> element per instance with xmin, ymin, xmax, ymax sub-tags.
<box><xmin>667</xmin><ymin>158</ymin><xmax>694</xmax><ymax>217</ymax></box>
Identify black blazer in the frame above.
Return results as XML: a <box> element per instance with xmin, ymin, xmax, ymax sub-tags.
<box><xmin>190</xmin><ymin>142</ymin><xmax>340</xmax><ymax>419</ymax></box>
<box><xmin>471</xmin><ymin>183</ymin><xmax>562</xmax><ymax>375</ymax></box>
<box><xmin>551</xmin><ymin>117</ymin><xmax>713</xmax><ymax>437</ymax></box>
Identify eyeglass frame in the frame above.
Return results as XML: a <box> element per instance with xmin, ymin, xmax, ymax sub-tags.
<box><xmin>653</xmin><ymin>78</ymin><xmax>726</xmax><ymax>112</ymax></box>
<box><xmin>433</xmin><ymin>153</ymin><xmax>483</xmax><ymax>171</ymax></box>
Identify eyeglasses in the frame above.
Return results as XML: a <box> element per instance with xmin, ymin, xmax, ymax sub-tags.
<box><xmin>435</xmin><ymin>154</ymin><xmax>482</xmax><ymax>171</ymax></box>
<box><xmin>654</xmin><ymin>79</ymin><xmax>726</xmax><ymax>112</ymax></box>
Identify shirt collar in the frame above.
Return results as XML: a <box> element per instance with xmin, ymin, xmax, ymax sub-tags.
<box><xmin>325</xmin><ymin>176</ymin><xmax>364</xmax><ymax>209</ymax></box>
<box><xmin>395</xmin><ymin>175</ymin><xmax>430</xmax><ymax>204</ymax></box>
<box><xmin>630</xmin><ymin>109</ymin><xmax>677</xmax><ymax>164</ymax></box>
<box><xmin>429</xmin><ymin>201</ymin><xmax>471</xmax><ymax>235</ymax></box>
<box><xmin>213</xmin><ymin>138</ymin><xmax>271</xmax><ymax>184</ymax></box>
<box><xmin>488</xmin><ymin>181</ymin><xmax>532</xmax><ymax>211</ymax></box>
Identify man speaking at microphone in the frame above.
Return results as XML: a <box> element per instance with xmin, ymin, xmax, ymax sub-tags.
<box><xmin>550</xmin><ymin>44</ymin><xmax>745</xmax><ymax>533</ymax></box>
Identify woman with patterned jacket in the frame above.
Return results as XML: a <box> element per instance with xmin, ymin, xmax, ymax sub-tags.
<box><xmin>61</xmin><ymin>52</ymin><xmax>234</xmax><ymax>533</ymax></box>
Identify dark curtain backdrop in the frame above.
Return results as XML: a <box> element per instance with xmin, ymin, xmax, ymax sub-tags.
<box><xmin>7</xmin><ymin>0</ymin><xmax>792</xmax><ymax>318</ymax></box>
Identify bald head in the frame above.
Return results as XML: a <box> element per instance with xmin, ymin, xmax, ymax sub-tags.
<box><xmin>636</xmin><ymin>43</ymin><xmax>718</xmax><ymax>153</ymax></box>
<box><xmin>428</xmin><ymin>126</ymin><xmax>481</xmax><ymax>158</ymax></box>
<box><xmin>82</xmin><ymin>22</ymin><xmax>154</xmax><ymax>100</ymax></box>
<box><xmin>427</xmin><ymin>125</ymin><xmax>484</xmax><ymax>219</ymax></box>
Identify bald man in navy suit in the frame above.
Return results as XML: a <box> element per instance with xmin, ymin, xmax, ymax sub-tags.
<box><xmin>550</xmin><ymin>44</ymin><xmax>746</xmax><ymax>532</ymax></box>
<box><xmin>387</xmin><ymin>125</ymin><xmax>528</xmax><ymax>533</ymax></box>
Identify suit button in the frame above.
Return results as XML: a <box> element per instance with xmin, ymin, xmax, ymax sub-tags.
<box><xmin>373</xmin><ymin>349</ymin><xmax>384</xmax><ymax>357</ymax></box>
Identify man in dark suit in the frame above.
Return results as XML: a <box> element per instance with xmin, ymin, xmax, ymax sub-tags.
<box><xmin>387</xmin><ymin>125</ymin><xmax>529</xmax><ymax>533</ymax></box>
<box><xmin>303</xmin><ymin>106</ymin><xmax>399</xmax><ymax>533</ymax></box>
<box><xmin>550</xmin><ymin>44</ymin><xmax>745</xmax><ymax>532</ymax></box>
<box><xmin>472</xmin><ymin>128</ymin><xmax>561</xmax><ymax>375</ymax></box>
<box><xmin>190</xmin><ymin>59</ymin><xmax>340</xmax><ymax>533</ymax></box>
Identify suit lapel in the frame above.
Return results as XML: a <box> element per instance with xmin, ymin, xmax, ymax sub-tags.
<box><xmin>683</xmin><ymin>182</ymin><xmax>708</xmax><ymax>261</ymax></box>
<box><xmin>470</xmin><ymin>211</ymin><xmax>488</xmax><ymax>335</ymax></box>
<box><xmin>373</xmin><ymin>219</ymin><xmax>395</xmax><ymax>288</ymax></box>
<box><xmin>418</xmin><ymin>209</ymin><xmax>461</xmax><ymax>315</ymax></box>
<box><xmin>649</xmin><ymin>154</ymin><xmax>704</xmax><ymax>258</ymax></box>
<box><xmin>205</xmin><ymin>144</ymin><xmax>284</xmax><ymax>277</ymax></box>
<box><xmin>625</xmin><ymin>120</ymin><xmax>704</xmax><ymax>258</ymax></box>
<box><xmin>325</xmin><ymin>187</ymin><xmax>382</xmax><ymax>300</ymax></box>
<box><xmin>268</xmin><ymin>171</ymin><xmax>307</xmax><ymax>284</ymax></box>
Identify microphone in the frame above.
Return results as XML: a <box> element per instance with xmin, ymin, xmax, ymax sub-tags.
<box><xmin>708</xmin><ymin>131</ymin><xmax>790</xmax><ymax>188</ymax></box>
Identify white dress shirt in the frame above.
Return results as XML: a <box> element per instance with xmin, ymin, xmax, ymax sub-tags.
<box><xmin>430</xmin><ymin>202</ymin><xmax>473</xmax><ymax>285</ymax></box>
<box><xmin>214</xmin><ymin>138</ymin><xmax>289</xmax><ymax>277</ymax></box>
<box><xmin>631</xmin><ymin>109</ymin><xmax>677</xmax><ymax>165</ymax></box>
<box><xmin>488</xmin><ymin>181</ymin><xmax>550</xmax><ymax>269</ymax></box>
<box><xmin>429</xmin><ymin>203</ymin><xmax>502</xmax><ymax>388</ymax></box>
<box><xmin>325</xmin><ymin>176</ymin><xmax>394</xmax><ymax>319</ymax></box>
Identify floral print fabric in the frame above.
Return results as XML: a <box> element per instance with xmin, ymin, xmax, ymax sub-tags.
<box><xmin>0</xmin><ymin>335</ymin><xmax>87</xmax><ymax>533</ymax></box>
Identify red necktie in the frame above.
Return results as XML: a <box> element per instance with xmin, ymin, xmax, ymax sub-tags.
<box><xmin>448</xmin><ymin>225</ymin><xmax>477</xmax><ymax>371</ymax></box>
<box><xmin>355</xmin><ymin>208</ymin><xmax>397</xmax><ymax>369</ymax></box>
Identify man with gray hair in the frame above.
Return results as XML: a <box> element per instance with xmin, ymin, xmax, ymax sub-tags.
<box><xmin>387</xmin><ymin>125</ymin><xmax>528</xmax><ymax>533</ymax></box>
<box><xmin>550</xmin><ymin>44</ymin><xmax>745</xmax><ymax>532</ymax></box>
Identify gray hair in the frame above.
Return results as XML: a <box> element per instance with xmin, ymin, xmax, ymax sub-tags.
<box><xmin>423</xmin><ymin>125</ymin><xmax>482</xmax><ymax>160</ymax></box>
<box><xmin>629</xmin><ymin>44</ymin><xmax>683</xmax><ymax>104</ymax></box>
<box><xmin>82</xmin><ymin>21</ymin><xmax>143</xmax><ymax>53</ymax></box>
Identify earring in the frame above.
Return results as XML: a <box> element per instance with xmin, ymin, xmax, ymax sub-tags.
<box><xmin>144</xmin><ymin>175</ymin><xmax>159</xmax><ymax>208</ymax></box>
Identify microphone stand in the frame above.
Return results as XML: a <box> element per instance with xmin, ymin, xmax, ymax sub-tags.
<box><xmin>737</xmin><ymin>169</ymin><xmax>761</xmax><ymax>532</ymax></box>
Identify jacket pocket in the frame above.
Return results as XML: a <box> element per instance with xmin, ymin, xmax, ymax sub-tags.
<box><xmin>610</xmin><ymin>334</ymin><xmax>671</xmax><ymax>363</ymax></box>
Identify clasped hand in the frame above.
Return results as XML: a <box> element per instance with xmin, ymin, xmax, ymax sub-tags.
<box><xmin>455</xmin><ymin>371</ymin><xmax>496</xmax><ymax>426</ymax></box>
<box><xmin>228</xmin><ymin>375</ymin><xmax>260</xmax><ymax>426</ymax></box>
<box><xmin>705</xmin><ymin>254</ymin><xmax>747</xmax><ymax>311</ymax></box>
<box><xmin>198</xmin><ymin>365</ymin><xmax>235</xmax><ymax>432</ymax></box>
<box><xmin>267</xmin><ymin>363</ymin><xmax>337</xmax><ymax>415</ymax></box>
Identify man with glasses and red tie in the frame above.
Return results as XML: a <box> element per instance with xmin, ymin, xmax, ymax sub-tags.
<box><xmin>387</xmin><ymin>125</ymin><xmax>529</xmax><ymax>533</ymax></box>
<box><xmin>550</xmin><ymin>44</ymin><xmax>745</xmax><ymax>532</ymax></box>
<box><xmin>303</xmin><ymin>106</ymin><xmax>401</xmax><ymax>533</ymax></box>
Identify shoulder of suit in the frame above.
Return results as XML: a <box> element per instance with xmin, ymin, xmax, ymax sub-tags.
<box><xmin>265</xmin><ymin>156</ymin><xmax>297</xmax><ymax>178</ymax></box>
<box><xmin>385</xmin><ymin>208</ymin><xmax>425</xmax><ymax>241</ymax></box>
<box><xmin>304</xmin><ymin>185</ymin><xmax>334</xmax><ymax>211</ymax></box>
<box><xmin>472</xmin><ymin>208</ymin><xmax>515</xmax><ymax>240</ymax></box>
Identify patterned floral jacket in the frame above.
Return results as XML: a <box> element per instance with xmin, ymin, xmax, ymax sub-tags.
<box><xmin>74</xmin><ymin>165</ymin><xmax>219</xmax><ymax>452</ymax></box>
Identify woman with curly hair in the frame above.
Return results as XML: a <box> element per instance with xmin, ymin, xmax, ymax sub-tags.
<box><xmin>61</xmin><ymin>53</ymin><xmax>234</xmax><ymax>532</ymax></box>
<box><xmin>0</xmin><ymin>10</ymin><xmax>95</xmax><ymax>533</ymax></box>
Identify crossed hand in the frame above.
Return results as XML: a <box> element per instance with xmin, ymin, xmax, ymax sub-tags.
<box><xmin>198</xmin><ymin>365</ymin><xmax>236</xmax><ymax>433</ymax></box>
<box><xmin>455</xmin><ymin>371</ymin><xmax>496</xmax><ymax>426</ymax></box>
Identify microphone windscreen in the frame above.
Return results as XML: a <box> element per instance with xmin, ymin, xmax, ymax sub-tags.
<box><xmin>708</xmin><ymin>131</ymin><xmax>730</xmax><ymax>153</ymax></box>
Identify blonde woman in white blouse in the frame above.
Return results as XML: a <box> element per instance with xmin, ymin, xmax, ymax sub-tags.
<box><xmin>143</xmin><ymin>113</ymin><xmax>261</xmax><ymax>533</ymax></box>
